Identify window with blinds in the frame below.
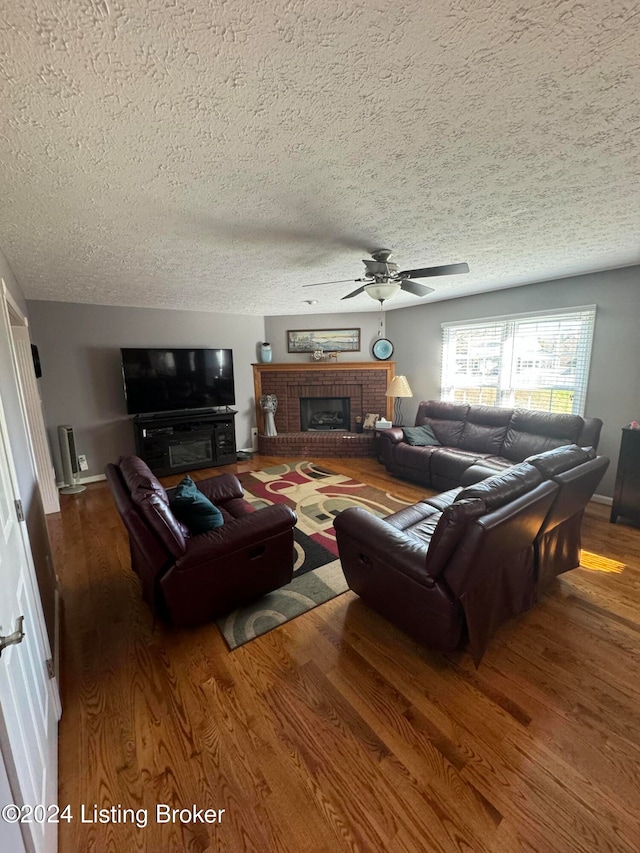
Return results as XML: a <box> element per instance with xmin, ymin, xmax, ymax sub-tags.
<box><xmin>441</xmin><ymin>306</ymin><xmax>596</xmax><ymax>415</ymax></box>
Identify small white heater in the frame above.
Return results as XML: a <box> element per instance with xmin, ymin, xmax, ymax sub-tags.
<box><xmin>58</xmin><ymin>425</ymin><xmax>86</xmax><ymax>494</ymax></box>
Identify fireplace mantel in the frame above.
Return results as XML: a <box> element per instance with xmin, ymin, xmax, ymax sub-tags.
<box><xmin>252</xmin><ymin>362</ymin><xmax>395</xmax><ymax>456</ymax></box>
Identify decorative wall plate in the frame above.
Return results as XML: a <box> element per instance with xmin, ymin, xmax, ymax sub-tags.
<box><xmin>372</xmin><ymin>338</ymin><xmax>394</xmax><ymax>360</ymax></box>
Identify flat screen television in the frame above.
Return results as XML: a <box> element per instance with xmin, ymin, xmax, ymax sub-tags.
<box><xmin>120</xmin><ymin>347</ymin><xmax>235</xmax><ymax>415</ymax></box>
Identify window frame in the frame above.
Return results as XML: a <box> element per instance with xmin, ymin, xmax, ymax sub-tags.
<box><xmin>440</xmin><ymin>305</ymin><xmax>596</xmax><ymax>416</ymax></box>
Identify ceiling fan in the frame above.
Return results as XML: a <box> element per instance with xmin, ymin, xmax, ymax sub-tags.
<box><xmin>302</xmin><ymin>249</ymin><xmax>470</xmax><ymax>303</ymax></box>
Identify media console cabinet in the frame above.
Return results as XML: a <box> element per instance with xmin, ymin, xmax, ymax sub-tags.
<box><xmin>611</xmin><ymin>425</ymin><xmax>640</xmax><ymax>525</ymax></box>
<box><xmin>132</xmin><ymin>410</ymin><xmax>237</xmax><ymax>477</ymax></box>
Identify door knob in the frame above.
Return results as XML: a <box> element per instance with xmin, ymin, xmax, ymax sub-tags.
<box><xmin>0</xmin><ymin>616</ymin><xmax>25</xmax><ymax>658</ymax></box>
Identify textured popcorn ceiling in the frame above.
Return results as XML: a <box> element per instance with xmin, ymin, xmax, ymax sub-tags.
<box><xmin>0</xmin><ymin>1</ymin><xmax>639</xmax><ymax>316</ymax></box>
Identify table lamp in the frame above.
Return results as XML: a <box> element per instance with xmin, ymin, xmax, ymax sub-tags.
<box><xmin>386</xmin><ymin>375</ymin><xmax>413</xmax><ymax>425</ymax></box>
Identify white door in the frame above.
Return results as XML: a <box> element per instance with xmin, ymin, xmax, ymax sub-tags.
<box><xmin>10</xmin><ymin>326</ymin><xmax>59</xmax><ymax>515</ymax></box>
<box><xmin>0</xmin><ymin>390</ymin><xmax>59</xmax><ymax>853</ymax></box>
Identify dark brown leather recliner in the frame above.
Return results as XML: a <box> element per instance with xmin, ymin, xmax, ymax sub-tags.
<box><xmin>335</xmin><ymin>445</ymin><xmax>608</xmax><ymax>663</ymax></box>
<box><xmin>106</xmin><ymin>455</ymin><xmax>297</xmax><ymax>627</ymax></box>
<box><xmin>335</xmin><ymin>462</ymin><xmax>558</xmax><ymax>665</ymax></box>
<box><xmin>525</xmin><ymin>446</ymin><xmax>609</xmax><ymax>592</ymax></box>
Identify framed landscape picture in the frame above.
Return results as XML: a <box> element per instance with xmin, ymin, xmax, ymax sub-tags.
<box><xmin>287</xmin><ymin>328</ymin><xmax>361</xmax><ymax>353</ymax></box>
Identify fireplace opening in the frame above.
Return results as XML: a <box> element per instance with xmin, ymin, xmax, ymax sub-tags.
<box><xmin>300</xmin><ymin>397</ymin><xmax>351</xmax><ymax>431</ymax></box>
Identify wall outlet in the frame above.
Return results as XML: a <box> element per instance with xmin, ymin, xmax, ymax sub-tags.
<box><xmin>77</xmin><ymin>454</ymin><xmax>89</xmax><ymax>472</ymax></box>
<box><xmin>251</xmin><ymin>427</ymin><xmax>258</xmax><ymax>451</ymax></box>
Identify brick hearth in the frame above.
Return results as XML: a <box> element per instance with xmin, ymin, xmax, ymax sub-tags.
<box><xmin>253</xmin><ymin>362</ymin><xmax>395</xmax><ymax>457</ymax></box>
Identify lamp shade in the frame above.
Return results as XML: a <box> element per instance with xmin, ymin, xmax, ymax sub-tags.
<box><xmin>386</xmin><ymin>375</ymin><xmax>413</xmax><ymax>398</ymax></box>
<box><xmin>364</xmin><ymin>282</ymin><xmax>401</xmax><ymax>302</ymax></box>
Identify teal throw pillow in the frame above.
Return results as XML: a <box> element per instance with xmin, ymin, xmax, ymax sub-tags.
<box><xmin>169</xmin><ymin>475</ymin><xmax>224</xmax><ymax>534</ymax></box>
<box><xmin>402</xmin><ymin>424</ymin><xmax>441</xmax><ymax>447</ymax></box>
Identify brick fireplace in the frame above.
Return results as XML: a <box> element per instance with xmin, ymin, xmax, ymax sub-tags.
<box><xmin>253</xmin><ymin>362</ymin><xmax>395</xmax><ymax>457</ymax></box>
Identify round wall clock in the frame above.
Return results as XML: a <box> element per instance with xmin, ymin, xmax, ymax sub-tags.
<box><xmin>372</xmin><ymin>338</ymin><xmax>394</xmax><ymax>360</ymax></box>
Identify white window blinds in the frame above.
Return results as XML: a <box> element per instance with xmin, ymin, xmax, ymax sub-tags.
<box><xmin>441</xmin><ymin>305</ymin><xmax>596</xmax><ymax>415</ymax></box>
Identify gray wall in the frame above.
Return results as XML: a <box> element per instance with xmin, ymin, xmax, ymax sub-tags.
<box><xmin>26</xmin><ymin>301</ymin><xmax>265</xmax><ymax>479</ymax></box>
<box><xmin>23</xmin><ymin>265</ymin><xmax>640</xmax><ymax>497</ymax></box>
<box><xmin>386</xmin><ymin>266</ymin><xmax>640</xmax><ymax>497</ymax></box>
<box><xmin>265</xmin><ymin>310</ymin><xmax>385</xmax><ymax>363</ymax></box>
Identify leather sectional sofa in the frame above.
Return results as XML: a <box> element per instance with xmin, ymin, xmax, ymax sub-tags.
<box><xmin>106</xmin><ymin>455</ymin><xmax>297</xmax><ymax>627</ymax></box>
<box><xmin>379</xmin><ymin>400</ymin><xmax>603</xmax><ymax>491</ymax></box>
<box><xmin>335</xmin><ymin>444</ymin><xmax>609</xmax><ymax>664</ymax></box>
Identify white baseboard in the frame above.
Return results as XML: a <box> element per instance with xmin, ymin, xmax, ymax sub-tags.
<box><xmin>56</xmin><ymin>473</ymin><xmax>107</xmax><ymax>487</ymax></box>
<box><xmin>591</xmin><ymin>493</ymin><xmax>613</xmax><ymax>506</ymax></box>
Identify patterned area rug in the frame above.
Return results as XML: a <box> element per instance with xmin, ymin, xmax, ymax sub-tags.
<box><xmin>216</xmin><ymin>461</ymin><xmax>412</xmax><ymax>649</ymax></box>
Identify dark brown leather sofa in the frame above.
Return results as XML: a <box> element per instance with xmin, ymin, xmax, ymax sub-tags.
<box><xmin>106</xmin><ymin>455</ymin><xmax>297</xmax><ymax>627</ymax></box>
<box><xmin>379</xmin><ymin>400</ymin><xmax>603</xmax><ymax>491</ymax></box>
<box><xmin>335</xmin><ymin>445</ymin><xmax>608</xmax><ymax>664</ymax></box>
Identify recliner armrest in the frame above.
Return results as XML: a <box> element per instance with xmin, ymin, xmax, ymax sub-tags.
<box><xmin>378</xmin><ymin>427</ymin><xmax>404</xmax><ymax>445</ymax></box>
<box><xmin>196</xmin><ymin>473</ymin><xmax>245</xmax><ymax>504</ymax></box>
<box><xmin>334</xmin><ymin>507</ymin><xmax>435</xmax><ymax>587</ymax></box>
<box><xmin>176</xmin><ymin>504</ymin><xmax>297</xmax><ymax>570</ymax></box>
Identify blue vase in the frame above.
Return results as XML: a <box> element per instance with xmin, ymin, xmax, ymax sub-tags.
<box><xmin>260</xmin><ymin>342</ymin><xmax>272</xmax><ymax>363</ymax></box>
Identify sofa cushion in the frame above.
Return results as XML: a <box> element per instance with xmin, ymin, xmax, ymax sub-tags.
<box><xmin>394</xmin><ymin>442</ymin><xmax>438</xmax><ymax>474</ymax></box>
<box><xmin>220</xmin><ymin>497</ymin><xmax>257</xmax><ymax>521</ymax></box>
<box><xmin>415</xmin><ymin>400</ymin><xmax>468</xmax><ymax>446</ymax></box>
<box><xmin>401</xmin><ymin>424</ymin><xmax>441</xmax><ymax>446</ymax></box>
<box><xmin>421</xmin><ymin>488</ymin><xmax>463</xmax><ymax>511</ymax></box>
<box><xmin>525</xmin><ymin>444</ymin><xmax>589</xmax><ymax>477</ymax></box>
<box><xmin>169</xmin><ymin>475</ymin><xmax>225</xmax><ymax>534</ymax></box>
<box><xmin>424</xmin><ymin>498</ymin><xmax>486</xmax><ymax>578</ymax></box>
<box><xmin>119</xmin><ymin>455</ymin><xmax>168</xmax><ymax>504</ymax></box>
<box><xmin>460</xmin><ymin>464</ymin><xmax>508</xmax><ymax>486</ymax></box>
<box><xmin>459</xmin><ymin>405</ymin><xmax>513</xmax><ymax>454</ymax></box>
<box><xmin>478</xmin><ymin>455</ymin><xmax>513</xmax><ymax>471</ymax></box>
<box><xmin>385</xmin><ymin>501</ymin><xmax>442</xmax><ymax>535</ymax></box>
<box><xmin>402</xmin><ymin>511</ymin><xmax>444</xmax><ymax>547</ymax></box>
<box><xmin>502</xmin><ymin>410</ymin><xmax>583</xmax><ymax>462</ymax></box>
<box><xmin>430</xmin><ymin>448</ymin><xmax>486</xmax><ymax>481</ymax></box>
<box><xmin>456</xmin><ymin>461</ymin><xmax>543</xmax><ymax>510</ymax></box>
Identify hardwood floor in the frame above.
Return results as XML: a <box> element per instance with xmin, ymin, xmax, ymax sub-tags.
<box><xmin>48</xmin><ymin>456</ymin><xmax>640</xmax><ymax>852</ymax></box>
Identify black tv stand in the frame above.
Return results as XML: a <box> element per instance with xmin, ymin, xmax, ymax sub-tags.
<box><xmin>132</xmin><ymin>410</ymin><xmax>237</xmax><ymax>477</ymax></box>
<box><xmin>135</xmin><ymin>405</ymin><xmax>235</xmax><ymax>420</ymax></box>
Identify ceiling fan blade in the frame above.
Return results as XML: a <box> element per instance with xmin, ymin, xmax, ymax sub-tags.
<box><xmin>341</xmin><ymin>285</ymin><xmax>366</xmax><ymax>300</ymax></box>
<box><xmin>398</xmin><ymin>262</ymin><xmax>470</xmax><ymax>279</ymax></box>
<box><xmin>302</xmin><ymin>278</ymin><xmax>362</xmax><ymax>288</ymax></box>
<box><xmin>399</xmin><ymin>279</ymin><xmax>434</xmax><ymax>297</ymax></box>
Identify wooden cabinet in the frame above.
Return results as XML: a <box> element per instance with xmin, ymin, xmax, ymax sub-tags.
<box><xmin>611</xmin><ymin>427</ymin><xmax>640</xmax><ymax>525</ymax></box>
<box><xmin>133</xmin><ymin>410</ymin><xmax>237</xmax><ymax>477</ymax></box>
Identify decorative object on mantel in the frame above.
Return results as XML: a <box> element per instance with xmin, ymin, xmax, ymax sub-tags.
<box><xmin>287</xmin><ymin>328</ymin><xmax>360</xmax><ymax>353</ymax></box>
<box><xmin>310</xmin><ymin>350</ymin><xmax>338</xmax><ymax>362</ymax></box>
<box><xmin>260</xmin><ymin>342</ymin><xmax>273</xmax><ymax>363</ymax></box>
<box><xmin>363</xmin><ymin>413</ymin><xmax>380</xmax><ymax>431</ymax></box>
<box><xmin>260</xmin><ymin>394</ymin><xmax>278</xmax><ymax>436</ymax></box>
<box><xmin>386</xmin><ymin>375</ymin><xmax>413</xmax><ymax>425</ymax></box>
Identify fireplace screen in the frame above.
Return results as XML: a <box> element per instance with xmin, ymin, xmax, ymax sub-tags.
<box><xmin>300</xmin><ymin>397</ymin><xmax>350</xmax><ymax>431</ymax></box>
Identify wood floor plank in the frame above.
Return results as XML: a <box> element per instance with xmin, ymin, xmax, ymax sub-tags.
<box><xmin>50</xmin><ymin>455</ymin><xmax>640</xmax><ymax>851</ymax></box>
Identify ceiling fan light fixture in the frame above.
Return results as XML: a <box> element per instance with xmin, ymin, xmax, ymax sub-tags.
<box><xmin>364</xmin><ymin>281</ymin><xmax>401</xmax><ymax>302</ymax></box>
